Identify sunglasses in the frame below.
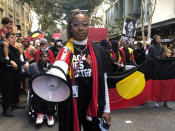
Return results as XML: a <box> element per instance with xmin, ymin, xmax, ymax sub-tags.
<box><xmin>71</xmin><ymin>21</ymin><xmax>89</xmax><ymax>29</ymax></box>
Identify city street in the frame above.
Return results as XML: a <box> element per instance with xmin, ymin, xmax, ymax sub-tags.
<box><xmin>1</xmin><ymin>0</ymin><xmax>175</xmax><ymax>131</ymax></box>
<box><xmin>0</xmin><ymin>95</ymin><xmax>175</xmax><ymax>131</ymax></box>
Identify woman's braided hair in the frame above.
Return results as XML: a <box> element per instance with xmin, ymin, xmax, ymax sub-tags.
<box><xmin>67</xmin><ymin>9</ymin><xmax>89</xmax><ymax>39</ymax></box>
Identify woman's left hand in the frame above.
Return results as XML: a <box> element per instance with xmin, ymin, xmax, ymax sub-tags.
<box><xmin>102</xmin><ymin>112</ymin><xmax>111</xmax><ymax>127</ymax></box>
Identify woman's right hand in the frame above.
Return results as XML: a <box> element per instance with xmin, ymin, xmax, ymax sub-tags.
<box><xmin>102</xmin><ymin>112</ymin><xmax>111</xmax><ymax>128</ymax></box>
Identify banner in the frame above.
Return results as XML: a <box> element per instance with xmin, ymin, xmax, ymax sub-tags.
<box><xmin>88</xmin><ymin>27</ymin><xmax>108</xmax><ymax>42</ymax></box>
<box><xmin>122</xmin><ymin>18</ymin><xmax>137</xmax><ymax>38</ymax></box>
<box><xmin>122</xmin><ymin>18</ymin><xmax>137</xmax><ymax>43</ymax></box>
<box><xmin>108</xmin><ymin>58</ymin><xmax>175</xmax><ymax>110</ymax></box>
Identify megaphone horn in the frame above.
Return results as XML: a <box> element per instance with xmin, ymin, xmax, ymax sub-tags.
<box><xmin>31</xmin><ymin>47</ymin><xmax>72</xmax><ymax>102</ymax></box>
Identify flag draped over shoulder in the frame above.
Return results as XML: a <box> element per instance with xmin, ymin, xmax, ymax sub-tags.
<box><xmin>107</xmin><ymin>58</ymin><xmax>175</xmax><ymax>110</ymax></box>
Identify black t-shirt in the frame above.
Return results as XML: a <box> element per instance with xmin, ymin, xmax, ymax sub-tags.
<box><xmin>73</xmin><ymin>44</ymin><xmax>92</xmax><ymax>111</ymax></box>
<box><xmin>133</xmin><ymin>48</ymin><xmax>145</xmax><ymax>65</ymax></box>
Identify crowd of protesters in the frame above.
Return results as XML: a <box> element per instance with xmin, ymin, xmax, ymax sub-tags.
<box><xmin>102</xmin><ymin>34</ymin><xmax>175</xmax><ymax>110</ymax></box>
<box><xmin>0</xmin><ymin>17</ymin><xmax>63</xmax><ymax>127</ymax></box>
<box><xmin>103</xmin><ymin>35</ymin><xmax>175</xmax><ymax>73</ymax></box>
<box><xmin>0</xmin><ymin>15</ymin><xmax>175</xmax><ymax>130</ymax></box>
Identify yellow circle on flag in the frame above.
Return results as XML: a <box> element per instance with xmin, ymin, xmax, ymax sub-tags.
<box><xmin>116</xmin><ymin>71</ymin><xmax>145</xmax><ymax>99</ymax></box>
<box><xmin>32</xmin><ymin>33</ymin><xmax>40</xmax><ymax>37</ymax></box>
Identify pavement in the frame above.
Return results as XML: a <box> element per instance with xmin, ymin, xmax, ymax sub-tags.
<box><xmin>110</xmin><ymin>101</ymin><xmax>175</xmax><ymax>131</ymax></box>
<box><xmin>0</xmin><ymin>95</ymin><xmax>175</xmax><ymax>131</ymax></box>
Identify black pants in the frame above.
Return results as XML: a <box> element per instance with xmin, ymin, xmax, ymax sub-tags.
<box><xmin>21</xmin><ymin>73</ymin><xmax>27</xmax><ymax>91</ymax></box>
<box><xmin>79</xmin><ymin>111</ymin><xmax>101</xmax><ymax>131</ymax></box>
<box><xmin>32</xmin><ymin>92</ymin><xmax>56</xmax><ymax>116</ymax></box>
<box><xmin>58</xmin><ymin>97</ymin><xmax>74</xmax><ymax>131</ymax></box>
<box><xmin>58</xmin><ymin>96</ymin><xmax>101</xmax><ymax>131</ymax></box>
<box><xmin>1</xmin><ymin>71</ymin><xmax>21</xmax><ymax>110</ymax></box>
<box><xmin>0</xmin><ymin>72</ymin><xmax>2</xmax><ymax>96</ymax></box>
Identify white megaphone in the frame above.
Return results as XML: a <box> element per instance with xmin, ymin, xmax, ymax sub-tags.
<box><xmin>31</xmin><ymin>47</ymin><xmax>72</xmax><ymax>102</ymax></box>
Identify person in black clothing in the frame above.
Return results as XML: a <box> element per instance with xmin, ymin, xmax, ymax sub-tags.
<box><xmin>148</xmin><ymin>35</ymin><xmax>163</xmax><ymax>58</ymax></box>
<box><xmin>133</xmin><ymin>42</ymin><xmax>145</xmax><ymax>65</ymax></box>
<box><xmin>0</xmin><ymin>33</ymin><xmax>29</xmax><ymax>117</ymax></box>
<box><xmin>58</xmin><ymin>9</ymin><xmax>112</xmax><ymax>131</ymax></box>
<box><xmin>100</xmin><ymin>39</ymin><xmax>123</xmax><ymax>73</ymax></box>
<box><xmin>148</xmin><ymin>35</ymin><xmax>171</xmax><ymax>109</ymax></box>
<box><xmin>49</xmin><ymin>38</ymin><xmax>62</xmax><ymax>58</ymax></box>
<box><xmin>26</xmin><ymin>52</ymin><xmax>56</xmax><ymax>126</ymax></box>
<box><xmin>99</xmin><ymin>39</ymin><xmax>109</xmax><ymax>49</ymax></box>
<box><xmin>111</xmin><ymin>40</ymin><xmax>123</xmax><ymax>72</ymax></box>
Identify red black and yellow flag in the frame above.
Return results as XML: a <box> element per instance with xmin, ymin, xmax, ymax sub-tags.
<box><xmin>107</xmin><ymin>58</ymin><xmax>175</xmax><ymax>110</ymax></box>
<box><xmin>28</xmin><ymin>31</ymin><xmax>44</xmax><ymax>41</ymax></box>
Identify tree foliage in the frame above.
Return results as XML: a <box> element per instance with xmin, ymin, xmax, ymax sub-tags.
<box><xmin>19</xmin><ymin>0</ymin><xmax>104</xmax><ymax>19</ymax></box>
<box><xmin>59</xmin><ymin>0</ymin><xmax>103</xmax><ymax>17</ymax></box>
<box><xmin>18</xmin><ymin>0</ymin><xmax>103</xmax><ymax>40</ymax></box>
<box><xmin>18</xmin><ymin>0</ymin><xmax>62</xmax><ymax>27</ymax></box>
<box><xmin>108</xmin><ymin>18</ymin><xmax>123</xmax><ymax>37</ymax></box>
<box><xmin>90</xmin><ymin>16</ymin><xmax>103</xmax><ymax>27</ymax></box>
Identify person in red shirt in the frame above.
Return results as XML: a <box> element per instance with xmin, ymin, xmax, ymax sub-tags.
<box><xmin>34</xmin><ymin>38</ymin><xmax>55</xmax><ymax>63</ymax></box>
<box><xmin>22</xmin><ymin>38</ymin><xmax>36</xmax><ymax>64</ymax></box>
<box><xmin>0</xmin><ymin>17</ymin><xmax>13</xmax><ymax>41</ymax></box>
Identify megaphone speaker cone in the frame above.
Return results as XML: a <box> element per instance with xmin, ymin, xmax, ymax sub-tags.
<box><xmin>32</xmin><ymin>74</ymin><xmax>70</xmax><ymax>102</ymax></box>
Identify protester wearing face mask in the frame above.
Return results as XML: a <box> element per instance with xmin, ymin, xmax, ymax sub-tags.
<box><xmin>49</xmin><ymin>38</ymin><xmax>63</xmax><ymax>58</ymax></box>
<box><xmin>34</xmin><ymin>38</ymin><xmax>55</xmax><ymax>63</ymax></box>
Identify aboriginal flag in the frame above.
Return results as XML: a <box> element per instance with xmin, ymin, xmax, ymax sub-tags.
<box><xmin>28</xmin><ymin>31</ymin><xmax>44</xmax><ymax>41</ymax></box>
<box><xmin>107</xmin><ymin>57</ymin><xmax>175</xmax><ymax>110</ymax></box>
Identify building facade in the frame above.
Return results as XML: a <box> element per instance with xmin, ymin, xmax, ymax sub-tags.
<box><xmin>105</xmin><ymin>0</ymin><xmax>143</xmax><ymax>39</ymax></box>
<box><xmin>105</xmin><ymin>0</ymin><xmax>175</xmax><ymax>40</ymax></box>
<box><xmin>0</xmin><ymin>0</ymin><xmax>31</xmax><ymax>38</ymax></box>
<box><xmin>151</xmin><ymin>0</ymin><xmax>175</xmax><ymax>40</ymax></box>
<box><xmin>90</xmin><ymin>1</ymin><xmax>110</xmax><ymax>28</ymax></box>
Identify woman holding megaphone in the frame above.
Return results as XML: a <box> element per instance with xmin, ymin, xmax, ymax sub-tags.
<box><xmin>57</xmin><ymin>9</ymin><xmax>113</xmax><ymax>131</ymax></box>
